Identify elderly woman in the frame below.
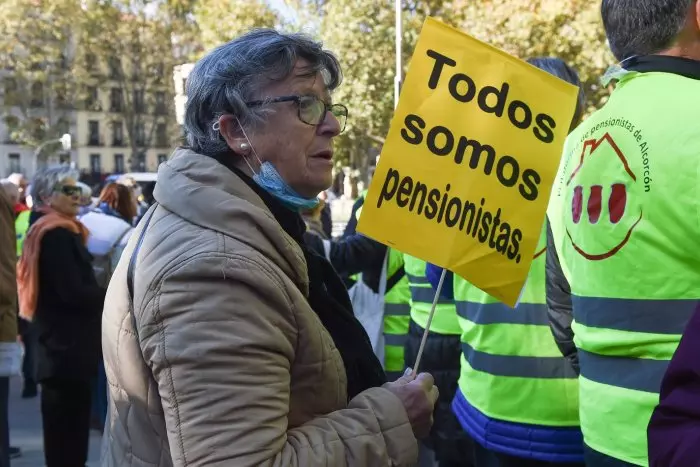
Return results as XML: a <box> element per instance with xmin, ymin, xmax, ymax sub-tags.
<box><xmin>102</xmin><ymin>29</ymin><xmax>438</xmax><ymax>466</ymax></box>
<box><xmin>16</xmin><ymin>166</ymin><xmax>105</xmax><ymax>467</ymax></box>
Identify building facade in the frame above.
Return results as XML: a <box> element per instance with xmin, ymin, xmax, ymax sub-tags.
<box><xmin>1</xmin><ymin>65</ymin><xmax>176</xmax><ymax>182</ymax></box>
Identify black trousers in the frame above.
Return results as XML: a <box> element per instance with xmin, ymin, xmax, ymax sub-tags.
<box><xmin>474</xmin><ymin>443</ymin><xmax>585</xmax><ymax>467</ymax></box>
<box><xmin>583</xmin><ymin>445</ymin><xmax>637</xmax><ymax>467</ymax></box>
<box><xmin>19</xmin><ymin>318</ymin><xmax>37</xmax><ymax>385</ymax></box>
<box><xmin>41</xmin><ymin>378</ymin><xmax>92</xmax><ymax>467</ymax></box>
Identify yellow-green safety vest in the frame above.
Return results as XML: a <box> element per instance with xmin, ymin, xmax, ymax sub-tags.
<box><xmin>452</xmin><ymin>225</ymin><xmax>582</xmax><ymax>462</ymax></box>
<box><xmin>403</xmin><ymin>255</ymin><xmax>460</xmax><ymax>335</ymax></box>
<box><xmin>548</xmin><ymin>70</ymin><xmax>700</xmax><ymax>466</ymax></box>
<box><xmin>15</xmin><ymin>209</ymin><xmax>30</xmax><ymax>257</ymax></box>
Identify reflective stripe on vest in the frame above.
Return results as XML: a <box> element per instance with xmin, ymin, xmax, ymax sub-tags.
<box><xmin>547</xmin><ymin>71</ymin><xmax>700</xmax><ymax>466</ymax></box>
<box><xmin>383</xmin><ymin>248</ymin><xmax>410</xmax><ymax>373</ymax></box>
<box><xmin>453</xmin><ymin>226</ymin><xmax>581</xmax><ymax>462</ymax></box>
<box><xmin>403</xmin><ymin>254</ymin><xmax>460</xmax><ymax>335</ymax></box>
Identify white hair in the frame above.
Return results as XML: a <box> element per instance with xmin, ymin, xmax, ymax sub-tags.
<box><xmin>30</xmin><ymin>166</ymin><xmax>80</xmax><ymax>207</ymax></box>
<box><xmin>0</xmin><ymin>179</ymin><xmax>19</xmax><ymax>204</ymax></box>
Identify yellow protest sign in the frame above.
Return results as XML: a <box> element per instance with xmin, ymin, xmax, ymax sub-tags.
<box><xmin>357</xmin><ymin>17</ymin><xmax>579</xmax><ymax>306</ymax></box>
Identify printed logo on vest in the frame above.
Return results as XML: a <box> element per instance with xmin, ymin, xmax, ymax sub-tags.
<box><xmin>564</xmin><ymin>132</ymin><xmax>642</xmax><ymax>260</ymax></box>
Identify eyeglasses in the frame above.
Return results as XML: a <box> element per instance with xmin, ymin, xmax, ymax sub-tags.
<box><xmin>55</xmin><ymin>185</ymin><xmax>81</xmax><ymax>197</ymax></box>
<box><xmin>246</xmin><ymin>95</ymin><xmax>348</xmax><ymax>133</ymax></box>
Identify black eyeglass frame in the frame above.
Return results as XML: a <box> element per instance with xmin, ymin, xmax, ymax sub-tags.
<box><xmin>245</xmin><ymin>95</ymin><xmax>348</xmax><ymax>133</ymax></box>
<box><xmin>53</xmin><ymin>184</ymin><xmax>82</xmax><ymax>197</ymax></box>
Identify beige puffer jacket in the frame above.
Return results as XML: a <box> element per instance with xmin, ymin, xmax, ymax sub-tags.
<box><xmin>101</xmin><ymin>148</ymin><xmax>419</xmax><ymax>466</ymax></box>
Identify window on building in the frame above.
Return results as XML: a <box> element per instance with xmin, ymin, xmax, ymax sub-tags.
<box><xmin>156</xmin><ymin>123</ymin><xmax>167</xmax><ymax>147</ymax></box>
<box><xmin>88</xmin><ymin>120</ymin><xmax>100</xmax><ymax>146</ymax></box>
<box><xmin>31</xmin><ymin>118</ymin><xmax>45</xmax><ymax>141</ymax></box>
<box><xmin>155</xmin><ymin>91</ymin><xmax>166</xmax><ymax>115</ymax></box>
<box><xmin>131</xmin><ymin>59</ymin><xmax>141</xmax><ymax>81</ymax></box>
<box><xmin>108</xmin><ymin>56</ymin><xmax>121</xmax><ymax>78</ymax></box>
<box><xmin>85</xmin><ymin>53</ymin><xmax>97</xmax><ymax>73</ymax></box>
<box><xmin>3</xmin><ymin>78</ymin><xmax>17</xmax><ymax>106</ymax></box>
<box><xmin>157</xmin><ymin>154</ymin><xmax>167</xmax><ymax>165</ymax></box>
<box><xmin>133</xmin><ymin>89</ymin><xmax>145</xmax><ymax>114</ymax></box>
<box><xmin>135</xmin><ymin>123</ymin><xmax>145</xmax><ymax>146</ymax></box>
<box><xmin>56</xmin><ymin>117</ymin><xmax>70</xmax><ymax>136</ymax></box>
<box><xmin>4</xmin><ymin>116</ymin><xmax>19</xmax><ymax>143</ymax></box>
<box><xmin>30</xmin><ymin>82</ymin><xmax>44</xmax><ymax>108</ymax></box>
<box><xmin>56</xmin><ymin>84</ymin><xmax>70</xmax><ymax>109</ymax></box>
<box><xmin>8</xmin><ymin>153</ymin><xmax>20</xmax><ymax>174</ymax></box>
<box><xmin>90</xmin><ymin>154</ymin><xmax>101</xmax><ymax>173</ymax></box>
<box><xmin>135</xmin><ymin>152</ymin><xmax>146</xmax><ymax>171</ymax></box>
<box><xmin>86</xmin><ymin>86</ymin><xmax>99</xmax><ymax>110</ymax></box>
<box><xmin>114</xmin><ymin>154</ymin><xmax>125</xmax><ymax>173</ymax></box>
<box><xmin>110</xmin><ymin>88</ymin><xmax>123</xmax><ymax>112</ymax></box>
<box><xmin>112</xmin><ymin>120</ymin><xmax>124</xmax><ymax>146</ymax></box>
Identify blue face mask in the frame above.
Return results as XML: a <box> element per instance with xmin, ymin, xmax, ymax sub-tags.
<box><xmin>253</xmin><ymin>161</ymin><xmax>320</xmax><ymax>211</ymax></box>
<box><xmin>234</xmin><ymin>117</ymin><xmax>320</xmax><ymax>212</ymax></box>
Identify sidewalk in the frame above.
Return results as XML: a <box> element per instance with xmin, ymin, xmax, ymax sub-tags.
<box><xmin>8</xmin><ymin>376</ymin><xmax>101</xmax><ymax>467</ymax></box>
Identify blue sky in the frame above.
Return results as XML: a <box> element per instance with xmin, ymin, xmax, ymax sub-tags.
<box><xmin>267</xmin><ymin>0</ymin><xmax>297</xmax><ymax>21</ymax></box>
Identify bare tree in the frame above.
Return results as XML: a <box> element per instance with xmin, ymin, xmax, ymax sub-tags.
<box><xmin>0</xmin><ymin>0</ymin><xmax>80</xmax><ymax>167</ymax></box>
<box><xmin>76</xmin><ymin>1</ymin><xmax>176</xmax><ymax>171</ymax></box>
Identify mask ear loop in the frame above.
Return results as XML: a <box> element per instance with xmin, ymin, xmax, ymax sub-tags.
<box><xmin>235</xmin><ymin>117</ymin><xmax>264</xmax><ymax>174</ymax></box>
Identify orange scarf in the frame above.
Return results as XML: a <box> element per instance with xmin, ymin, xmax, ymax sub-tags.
<box><xmin>17</xmin><ymin>206</ymin><xmax>89</xmax><ymax>321</ymax></box>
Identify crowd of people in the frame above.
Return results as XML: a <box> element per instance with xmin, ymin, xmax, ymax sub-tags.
<box><xmin>1</xmin><ymin>1</ymin><xmax>700</xmax><ymax>466</ymax></box>
<box><xmin>0</xmin><ymin>172</ymin><xmax>155</xmax><ymax>467</ymax></box>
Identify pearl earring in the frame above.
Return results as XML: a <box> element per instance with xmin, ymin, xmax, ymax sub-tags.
<box><xmin>240</xmin><ymin>143</ymin><xmax>250</xmax><ymax>150</ymax></box>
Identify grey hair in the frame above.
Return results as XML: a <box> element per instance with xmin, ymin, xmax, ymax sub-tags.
<box><xmin>184</xmin><ymin>28</ymin><xmax>342</xmax><ymax>156</ymax></box>
<box><xmin>602</xmin><ymin>0</ymin><xmax>694</xmax><ymax>61</ymax></box>
<box><xmin>0</xmin><ymin>179</ymin><xmax>19</xmax><ymax>204</ymax></box>
<box><xmin>30</xmin><ymin>165</ymin><xmax>80</xmax><ymax>207</ymax></box>
<box><xmin>527</xmin><ymin>57</ymin><xmax>586</xmax><ymax>130</ymax></box>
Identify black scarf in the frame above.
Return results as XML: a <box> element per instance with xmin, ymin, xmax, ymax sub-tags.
<box><xmin>205</xmin><ymin>151</ymin><xmax>387</xmax><ymax>400</ymax></box>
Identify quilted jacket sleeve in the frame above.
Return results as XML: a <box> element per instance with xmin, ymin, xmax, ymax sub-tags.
<box><xmin>138</xmin><ymin>253</ymin><xmax>417</xmax><ymax>467</ymax></box>
<box><xmin>544</xmin><ymin>218</ymin><xmax>579</xmax><ymax>374</ymax></box>
<box><xmin>0</xmin><ymin>189</ymin><xmax>17</xmax><ymax>343</ymax></box>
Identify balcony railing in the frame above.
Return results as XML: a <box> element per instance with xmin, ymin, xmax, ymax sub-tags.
<box><xmin>87</xmin><ymin>137</ymin><xmax>103</xmax><ymax>147</ymax></box>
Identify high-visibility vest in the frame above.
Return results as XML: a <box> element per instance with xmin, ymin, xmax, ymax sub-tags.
<box><xmin>383</xmin><ymin>249</ymin><xmax>411</xmax><ymax>378</ymax></box>
<box><xmin>354</xmin><ymin>191</ymin><xmax>410</xmax><ymax>378</ymax></box>
<box><xmin>452</xmin><ymin>226</ymin><xmax>583</xmax><ymax>463</ymax></box>
<box><xmin>403</xmin><ymin>255</ymin><xmax>460</xmax><ymax>335</ymax></box>
<box><xmin>15</xmin><ymin>209</ymin><xmax>30</xmax><ymax>257</ymax></box>
<box><xmin>548</xmin><ymin>70</ymin><xmax>700</xmax><ymax>466</ymax></box>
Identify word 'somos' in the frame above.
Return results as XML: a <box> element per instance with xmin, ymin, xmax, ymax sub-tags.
<box><xmin>402</xmin><ymin>114</ymin><xmax>540</xmax><ymax>201</ymax></box>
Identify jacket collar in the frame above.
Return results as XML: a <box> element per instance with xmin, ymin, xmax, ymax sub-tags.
<box><xmin>624</xmin><ymin>55</ymin><xmax>700</xmax><ymax>81</ymax></box>
<box><xmin>154</xmin><ymin>147</ymin><xmax>309</xmax><ymax>294</ymax></box>
<box><xmin>205</xmin><ymin>151</ymin><xmax>308</xmax><ymax>245</ymax></box>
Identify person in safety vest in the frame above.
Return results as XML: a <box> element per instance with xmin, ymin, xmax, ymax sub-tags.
<box><xmin>405</xmin><ymin>255</ymin><xmax>474</xmax><ymax>467</ymax></box>
<box><xmin>546</xmin><ymin>1</ymin><xmax>700</xmax><ymax>465</ymax></box>
<box><xmin>305</xmin><ymin>190</ymin><xmax>411</xmax><ymax>381</ymax></box>
<box><xmin>427</xmin><ymin>57</ymin><xmax>586</xmax><ymax>467</ymax></box>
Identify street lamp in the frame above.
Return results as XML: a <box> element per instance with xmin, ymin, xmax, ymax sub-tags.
<box><xmin>32</xmin><ymin>133</ymin><xmax>72</xmax><ymax>174</ymax></box>
<box><xmin>394</xmin><ymin>0</ymin><xmax>402</xmax><ymax>110</ymax></box>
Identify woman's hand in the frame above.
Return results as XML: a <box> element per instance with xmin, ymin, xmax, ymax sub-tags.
<box><xmin>382</xmin><ymin>371</ymin><xmax>439</xmax><ymax>439</ymax></box>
